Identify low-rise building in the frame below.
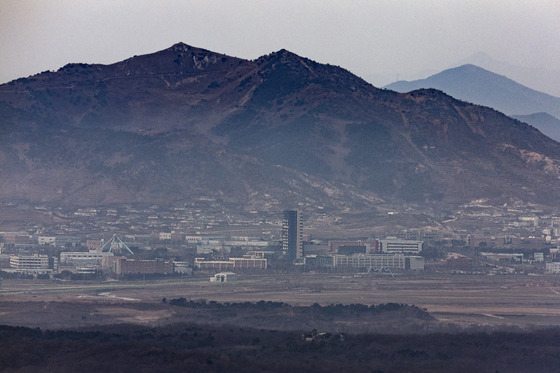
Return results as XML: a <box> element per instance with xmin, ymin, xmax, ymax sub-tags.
<box><xmin>480</xmin><ymin>252</ymin><xmax>524</xmax><ymax>262</ymax></box>
<box><xmin>331</xmin><ymin>254</ymin><xmax>424</xmax><ymax>270</ymax></box>
<box><xmin>86</xmin><ymin>240</ymin><xmax>102</xmax><ymax>251</ymax></box>
<box><xmin>55</xmin><ymin>235</ymin><xmax>81</xmax><ymax>248</ymax></box>
<box><xmin>159</xmin><ymin>232</ymin><xmax>172</xmax><ymax>240</ymax></box>
<box><xmin>0</xmin><ymin>254</ymin><xmax>11</xmax><ymax>269</ymax></box>
<box><xmin>303</xmin><ymin>255</ymin><xmax>334</xmax><ymax>267</ymax></box>
<box><xmin>546</xmin><ymin>262</ymin><xmax>560</xmax><ymax>274</ymax></box>
<box><xmin>60</xmin><ymin>251</ymin><xmax>114</xmax><ymax>267</ymax></box>
<box><xmin>333</xmin><ymin>253</ymin><xmax>406</xmax><ymax>269</ymax></box>
<box><xmin>10</xmin><ymin>254</ymin><xmax>51</xmax><ymax>272</ymax></box>
<box><xmin>102</xmin><ymin>257</ymin><xmax>173</xmax><ymax>275</ymax></box>
<box><xmin>534</xmin><ymin>252</ymin><xmax>544</xmax><ymax>262</ymax></box>
<box><xmin>230</xmin><ymin>257</ymin><xmax>267</xmax><ymax>269</ymax></box>
<box><xmin>194</xmin><ymin>258</ymin><xmax>234</xmax><ymax>270</ymax></box>
<box><xmin>0</xmin><ymin>232</ymin><xmax>33</xmax><ymax>244</ymax></box>
<box><xmin>38</xmin><ymin>236</ymin><xmax>56</xmax><ymax>246</ymax></box>
<box><xmin>173</xmin><ymin>261</ymin><xmax>193</xmax><ymax>274</ymax></box>
<box><xmin>379</xmin><ymin>239</ymin><xmax>423</xmax><ymax>254</ymax></box>
<box><xmin>328</xmin><ymin>240</ymin><xmax>377</xmax><ymax>253</ymax></box>
<box><xmin>194</xmin><ymin>255</ymin><xmax>267</xmax><ymax>270</ymax></box>
<box><xmin>406</xmin><ymin>256</ymin><xmax>425</xmax><ymax>270</ymax></box>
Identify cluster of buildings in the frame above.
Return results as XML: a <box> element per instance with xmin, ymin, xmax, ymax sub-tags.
<box><xmin>17</xmin><ymin>205</ymin><xmax>560</xmax><ymax>278</ymax></box>
<box><xmin>9</xmin><ymin>205</ymin><xmax>560</xmax><ymax>279</ymax></box>
<box><xmin>1</xmin><ymin>249</ymin><xmax>179</xmax><ymax>277</ymax></box>
<box><xmin>0</xmin><ymin>233</ymin><xmax>179</xmax><ymax>277</ymax></box>
<box><xmin>281</xmin><ymin>210</ymin><xmax>425</xmax><ymax>271</ymax></box>
<box><xmin>0</xmin><ymin>209</ymin><xmax>428</xmax><ymax>278</ymax></box>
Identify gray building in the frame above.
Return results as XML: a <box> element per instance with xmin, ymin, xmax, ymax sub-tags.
<box><xmin>282</xmin><ymin>209</ymin><xmax>303</xmax><ymax>261</ymax></box>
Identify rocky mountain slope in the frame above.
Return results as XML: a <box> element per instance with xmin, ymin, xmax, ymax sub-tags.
<box><xmin>2</xmin><ymin>43</ymin><xmax>560</xmax><ymax>209</ymax></box>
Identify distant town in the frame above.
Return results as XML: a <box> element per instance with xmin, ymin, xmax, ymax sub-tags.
<box><xmin>2</xmin><ymin>196</ymin><xmax>560</xmax><ymax>282</ymax></box>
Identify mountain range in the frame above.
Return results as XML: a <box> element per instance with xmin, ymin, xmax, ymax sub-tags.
<box><xmin>384</xmin><ymin>64</ymin><xmax>560</xmax><ymax>141</ymax></box>
<box><xmin>511</xmin><ymin>113</ymin><xmax>560</xmax><ymax>143</ymax></box>
<box><xmin>2</xmin><ymin>43</ymin><xmax>560</xmax><ymax>211</ymax></box>
<box><xmin>458</xmin><ymin>52</ymin><xmax>560</xmax><ymax>98</ymax></box>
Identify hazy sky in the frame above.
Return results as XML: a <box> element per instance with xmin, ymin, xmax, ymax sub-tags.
<box><xmin>2</xmin><ymin>0</ymin><xmax>559</xmax><ymax>90</ymax></box>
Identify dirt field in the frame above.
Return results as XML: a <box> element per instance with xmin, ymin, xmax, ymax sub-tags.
<box><xmin>2</xmin><ymin>272</ymin><xmax>560</xmax><ymax>330</ymax></box>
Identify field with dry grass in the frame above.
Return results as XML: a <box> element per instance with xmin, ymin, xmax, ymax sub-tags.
<box><xmin>4</xmin><ymin>273</ymin><xmax>560</xmax><ymax>372</ymax></box>
<box><xmin>2</xmin><ymin>272</ymin><xmax>560</xmax><ymax>331</ymax></box>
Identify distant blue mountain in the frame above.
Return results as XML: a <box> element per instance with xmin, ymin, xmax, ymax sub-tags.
<box><xmin>512</xmin><ymin>113</ymin><xmax>560</xmax><ymax>143</ymax></box>
<box><xmin>384</xmin><ymin>64</ymin><xmax>560</xmax><ymax>121</ymax></box>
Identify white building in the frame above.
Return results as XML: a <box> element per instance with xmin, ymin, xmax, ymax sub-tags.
<box><xmin>60</xmin><ymin>251</ymin><xmax>114</xmax><ymax>267</ymax></box>
<box><xmin>210</xmin><ymin>272</ymin><xmax>237</xmax><ymax>282</ymax></box>
<box><xmin>379</xmin><ymin>239</ymin><xmax>423</xmax><ymax>254</ymax></box>
<box><xmin>10</xmin><ymin>254</ymin><xmax>50</xmax><ymax>271</ymax></box>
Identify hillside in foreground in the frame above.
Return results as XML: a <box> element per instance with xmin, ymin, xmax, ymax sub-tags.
<box><xmin>2</xmin><ymin>322</ymin><xmax>560</xmax><ymax>372</ymax></box>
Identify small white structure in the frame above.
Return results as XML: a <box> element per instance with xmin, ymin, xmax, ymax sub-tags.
<box><xmin>210</xmin><ymin>272</ymin><xmax>237</xmax><ymax>283</ymax></box>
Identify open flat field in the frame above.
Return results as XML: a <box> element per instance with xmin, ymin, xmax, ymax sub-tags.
<box><xmin>2</xmin><ymin>273</ymin><xmax>560</xmax><ymax>331</ymax></box>
<box><xmin>4</xmin><ymin>272</ymin><xmax>560</xmax><ymax>372</ymax></box>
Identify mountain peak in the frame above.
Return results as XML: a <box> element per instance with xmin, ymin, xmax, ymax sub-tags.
<box><xmin>275</xmin><ymin>48</ymin><xmax>297</xmax><ymax>56</ymax></box>
<box><xmin>456</xmin><ymin>63</ymin><xmax>485</xmax><ymax>70</ymax></box>
<box><xmin>166</xmin><ymin>42</ymin><xmax>194</xmax><ymax>53</ymax></box>
<box><xmin>461</xmin><ymin>51</ymin><xmax>495</xmax><ymax>65</ymax></box>
<box><xmin>102</xmin><ymin>42</ymin><xmax>244</xmax><ymax>76</ymax></box>
<box><xmin>165</xmin><ymin>42</ymin><xmax>212</xmax><ymax>55</ymax></box>
<box><xmin>170</xmin><ymin>42</ymin><xmax>190</xmax><ymax>49</ymax></box>
<box><xmin>261</xmin><ymin>48</ymin><xmax>304</xmax><ymax>63</ymax></box>
<box><xmin>439</xmin><ymin>64</ymin><xmax>509</xmax><ymax>80</ymax></box>
<box><xmin>440</xmin><ymin>64</ymin><xmax>498</xmax><ymax>76</ymax></box>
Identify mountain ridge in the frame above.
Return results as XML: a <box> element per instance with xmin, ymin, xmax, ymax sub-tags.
<box><xmin>457</xmin><ymin>52</ymin><xmax>560</xmax><ymax>97</ymax></box>
<box><xmin>512</xmin><ymin>113</ymin><xmax>560</xmax><ymax>144</ymax></box>
<box><xmin>2</xmin><ymin>43</ymin><xmax>560</xmax><ymax>210</ymax></box>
